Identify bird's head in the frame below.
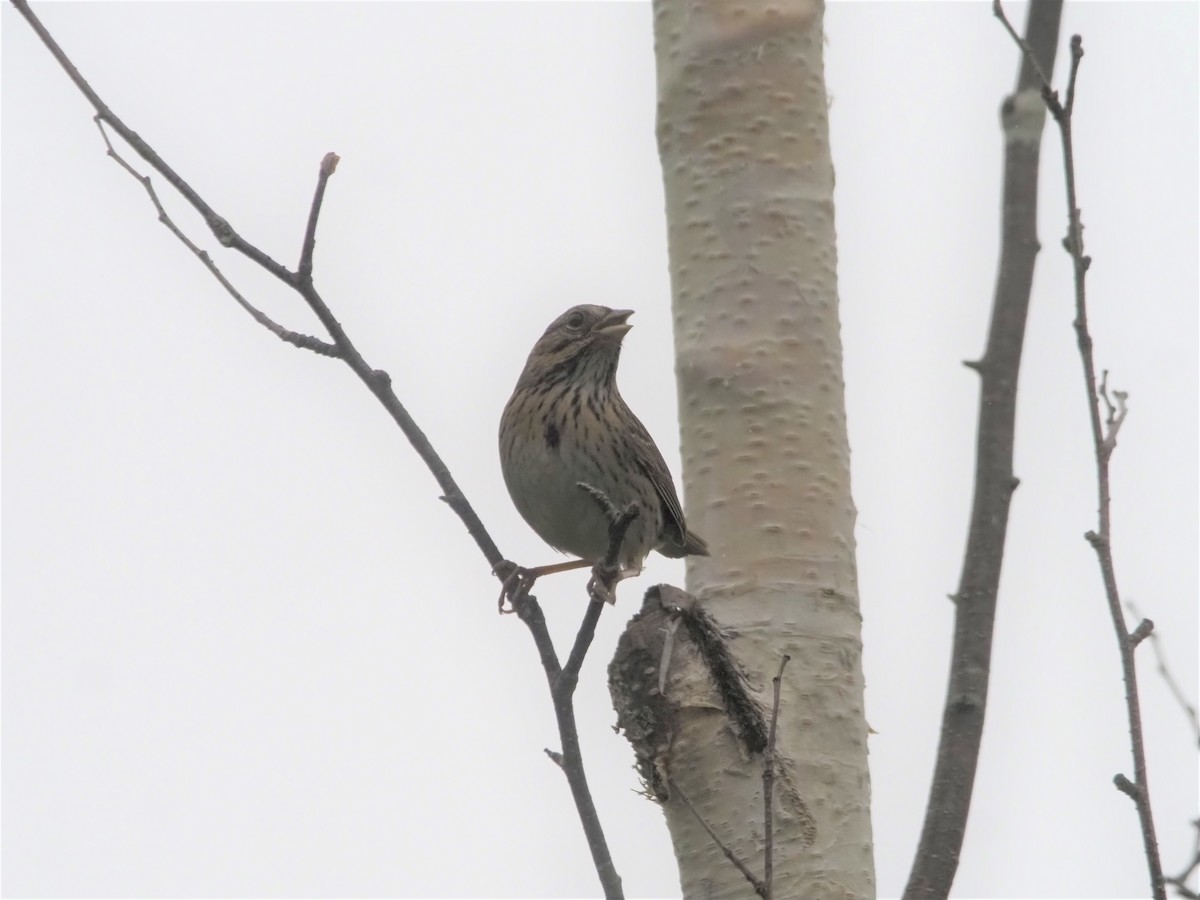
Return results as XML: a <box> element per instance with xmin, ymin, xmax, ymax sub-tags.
<box><xmin>518</xmin><ymin>305</ymin><xmax>634</xmax><ymax>388</ymax></box>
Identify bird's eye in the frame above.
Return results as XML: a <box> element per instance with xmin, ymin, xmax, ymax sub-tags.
<box><xmin>565</xmin><ymin>311</ymin><xmax>586</xmax><ymax>330</ymax></box>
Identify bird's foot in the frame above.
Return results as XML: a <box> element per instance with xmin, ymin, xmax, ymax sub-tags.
<box><xmin>493</xmin><ymin>560</ymin><xmax>538</xmax><ymax>614</ymax></box>
<box><xmin>587</xmin><ymin>563</ymin><xmax>641</xmax><ymax>605</ymax></box>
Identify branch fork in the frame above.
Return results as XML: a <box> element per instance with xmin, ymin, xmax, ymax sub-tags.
<box><xmin>12</xmin><ymin>2</ymin><xmax>624</xmax><ymax>893</ymax></box>
<box><xmin>994</xmin><ymin>5</ymin><xmax>1165</xmax><ymax>897</ymax></box>
<box><xmin>494</xmin><ymin>485</ymin><xmax>640</xmax><ymax>613</ymax></box>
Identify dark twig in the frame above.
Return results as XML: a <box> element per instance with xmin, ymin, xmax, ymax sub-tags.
<box><xmin>12</xmin><ymin>3</ymin><xmax>622</xmax><ymax>896</ymax></box>
<box><xmin>505</xmin><ymin>491</ymin><xmax>632</xmax><ymax>900</ymax></box>
<box><xmin>995</xmin><ymin>7</ymin><xmax>1165</xmax><ymax>897</ymax></box>
<box><xmin>1115</xmin><ymin>773</ymin><xmax>1140</xmax><ymax>801</ymax></box>
<box><xmin>1098</xmin><ymin>371</ymin><xmax>1129</xmax><ymax>455</ymax></box>
<box><xmin>15</xmin><ymin>0</ymin><xmax>503</xmax><ymax>569</ymax></box>
<box><xmin>763</xmin><ymin>654</ymin><xmax>790</xmax><ymax>900</ymax></box>
<box><xmin>512</xmin><ymin>595</ymin><xmax>562</xmax><ymax>679</ymax></box>
<box><xmin>517</xmin><ymin>585</ymin><xmax>622</xmax><ymax>898</ymax></box>
<box><xmin>669</xmin><ymin>778</ymin><xmax>767</xmax><ymax>898</ymax></box>
<box><xmin>298</xmin><ymin>152</ymin><xmax>340</xmax><ymax>284</ymax></box>
<box><xmin>557</xmin><ymin>599</ymin><xmax>607</xmax><ymax>699</ymax></box>
<box><xmin>1127</xmin><ymin>601</ymin><xmax>1200</xmax><ymax>748</ymax></box>
<box><xmin>92</xmin><ymin>118</ymin><xmax>340</xmax><ymax>358</ymax></box>
<box><xmin>1129</xmin><ymin>619</ymin><xmax>1155</xmax><ymax>649</ymax></box>
<box><xmin>904</xmin><ymin>4</ymin><xmax>1063</xmax><ymax>897</ymax></box>
<box><xmin>10</xmin><ymin>0</ymin><xmax>290</xmax><ymax>281</ymax></box>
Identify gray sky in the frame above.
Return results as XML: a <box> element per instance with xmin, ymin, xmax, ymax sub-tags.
<box><xmin>3</xmin><ymin>2</ymin><xmax>1196</xmax><ymax>898</ymax></box>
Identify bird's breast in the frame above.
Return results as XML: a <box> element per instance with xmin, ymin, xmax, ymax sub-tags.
<box><xmin>499</xmin><ymin>392</ymin><xmax>660</xmax><ymax>567</ymax></box>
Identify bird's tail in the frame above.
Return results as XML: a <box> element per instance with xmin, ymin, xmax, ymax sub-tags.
<box><xmin>660</xmin><ymin>529</ymin><xmax>709</xmax><ymax>558</ymax></box>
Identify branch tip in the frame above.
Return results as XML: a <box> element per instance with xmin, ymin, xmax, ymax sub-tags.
<box><xmin>1129</xmin><ymin>619</ymin><xmax>1154</xmax><ymax>648</ymax></box>
<box><xmin>1114</xmin><ymin>773</ymin><xmax>1139</xmax><ymax>801</ymax></box>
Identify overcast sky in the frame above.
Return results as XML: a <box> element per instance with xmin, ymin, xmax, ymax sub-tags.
<box><xmin>3</xmin><ymin>2</ymin><xmax>1197</xmax><ymax>898</ymax></box>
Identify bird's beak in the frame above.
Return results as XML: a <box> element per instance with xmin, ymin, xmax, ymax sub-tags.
<box><xmin>596</xmin><ymin>308</ymin><xmax>634</xmax><ymax>340</ymax></box>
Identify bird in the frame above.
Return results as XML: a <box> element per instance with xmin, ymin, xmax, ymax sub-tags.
<box><xmin>498</xmin><ymin>304</ymin><xmax>708</xmax><ymax>607</ymax></box>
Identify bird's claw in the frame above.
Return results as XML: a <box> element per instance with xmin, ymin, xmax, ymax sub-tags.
<box><xmin>586</xmin><ymin>575</ymin><xmax>613</xmax><ymax>605</ymax></box>
<box><xmin>495</xmin><ymin>560</ymin><xmax>536</xmax><ymax>614</ymax></box>
<box><xmin>587</xmin><ymin>561</ymin><xmax>626</xmax><ymax>605</ymax></box>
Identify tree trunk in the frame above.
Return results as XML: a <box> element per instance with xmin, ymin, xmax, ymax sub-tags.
<box><xmin>610</xmin><ymin>1</ymin><xmax>873</xmax><ymax>897</ymax></box>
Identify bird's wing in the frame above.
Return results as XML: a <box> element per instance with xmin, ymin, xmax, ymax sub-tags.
<box><xmin>622</xmin><ymin>403</ymin><xmax>690</xmax><ymax>546</ymax></box>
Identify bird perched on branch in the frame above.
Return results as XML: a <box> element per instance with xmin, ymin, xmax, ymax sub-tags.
<box><xmin>498</xmin><ymin>304</ymin><xmax>708</xmax><ymax>605</ymax></box>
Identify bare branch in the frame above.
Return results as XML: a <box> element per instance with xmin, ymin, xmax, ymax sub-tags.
<box><xmin>994</xmin><ymin>7</ymin><xmax>1166</xmax><ymax>896</ymax></box>
<box><xmin>992</xmin><ymin>0</ymin><xmax>1061</xmax><ymax>115</ymax></box>
<box><xmin>10</xmin><ymin>0</ymin><xmax>292</xmax><ymax>281</ymax></box>
<box><xmin>16</xmin><ymin>1</ymin><xmax>505</xmax><ymax>572</ymax></box>
<box><xmin>557</xmin><ymin>599</ymin><xmax>607</xmax><ymax>699</ymax></box>
<box><xmin>1097</xmin><ymin>371</ymin><xmax>1130</xmax><ymax>456</ymax></box>
<box><xmin>1127</xmin><ymin>602</ymin><xmax>1200</xmax><ymax>748</ymax></box>
<box><xmin>763</xmin><ymin>654</ymin><xmax>791</xmax><ymax>900</ymax></box>
<box><xmin>1130</xmin><ymin>619</ymin><xmax>1155</xmax><ymax>649</ymax></box>
<box><xmin>93</xmin><ymin>118</ymin><xmax>340</xmax><ymax>358</ymax></box>
<box><xmin>298</xmin><ymin>152</ymin><xmax>340</xmax><ymax>284</ymax></box>
<box><xmin>904</xmin><ymin>3</ymin><xmax>1063</xmax><ymax>897</ymax></box>
<box><xmin>1115</xmin><ymin>773</ymin><xmax>1140</xmax><ymax>801</ymax></box>
<box><xmin>551</xmin><ymin>485</ymin><xmax>639</xmax><ymax>695</ymax></box>
<box><xmin>1063</xmin><ymin>34</ymin><xmax>1084</xmax><ymax>118</ymax></box>
<box><xmin>11</xmin><ymin>3</ymin><xmax>622</xmax><ymax>896</ymax></box>
<box><xmin>669</xmin><ymin>778</ymin><xmax>766</xmax><ymax>898</ymax></box>
<box><xmin>524</xmin><ymin>598</ymin><xmax>622</xmax><ymax>899</ymax></box>
<box><xmin>499</xmin><ymin>556</ymin><xmax>623</xmax><ymax>895</ymax></box>
<box><xmin>508</xmin><ymin>486</ymin><xmax>636</xmax><ymax>900</ymax></box>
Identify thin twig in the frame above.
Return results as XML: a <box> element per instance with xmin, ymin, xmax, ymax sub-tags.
<box><xmin>669</xmin><ymin>778</ymin><xmax>766</xmax><ymax>898</ymax></box>
<box><xmin>1097</xmin><ymin>371</ymin><xmax>1129</xmax><ymax>455</ymax></box>
<box><xmin>557</xmin><ymin>599</ymin><xmax>607</xmax><ymax>699</ymax></box>
<box><xmin>513</xmin><ymin>594</ymin><xmax>562</xmax><ymax>679</ymax></box>
<box><xmin>556</xmin><ymin>486</ymin><xmax>639</xmax><ymax>693</ymax></box>
<box><xmin>1127</xmin><ymin>602</ymin><xmax>1200</xmax><ymax>748</ymax></box>
<box><xmin>1115</xmin><ymin>773</ymin><xmax>1140</xmax><ymax>801</ymax></box>
<box><xmin>992</xmin><ymin>2</ymin><xmax>1055</xmax><ymax>102</ymax></box>
<box><xmin>763</xmin><ymin>654</ymin><xmax>791</xmax><ymax>900</ymax></box>
<box><xmin>16</xmin><ymin>0</ymin><xmax>504</xmax><ymax>568</ymax></box>
<box><xmin>10</xmin><ymin>0</ymin><xmax>291</xmax><ymax>280</ymax></box>
<box><xmin>1129</xmin><ymin>619</ymin><xmax>1155</xmax><ymax>649</ymax></box>
<box><xmin>93</xmin><ymin>118</ymin><xmax>340</xmax><ymax>358</ymax></box>
<box><xmin>535</xmin><ymin>615</ymin><xmax>624</xmax><ymax>899</ymax></box>
<box><xmin>298</xmin><ymin>152</ymin><xmax>340</xmax><ymax>284</ymax></box>
<box><xmin>994</xmin><ymin>7</ymin><xmax>1166</xmax><ymax>897</ymax></box>
<box><xmin>489</xmin><ymin>472</ymin><xmax>634</xmax><ymax>900</ymax></box>
<box><xmin>904</xmin><ymin>3</ymin><xmax>1063</xmax><ymax>897</ymax></box>
<box><xmin>12</xmin><ymin>4</ymin><xmax>623</xmax><ymax>896</ymax></box>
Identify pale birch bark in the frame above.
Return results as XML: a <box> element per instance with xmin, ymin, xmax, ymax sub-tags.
<box><xmin>612</xmin><ymin>1</ymin><xmax>871</xmax><ymax>898</ymax></box>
